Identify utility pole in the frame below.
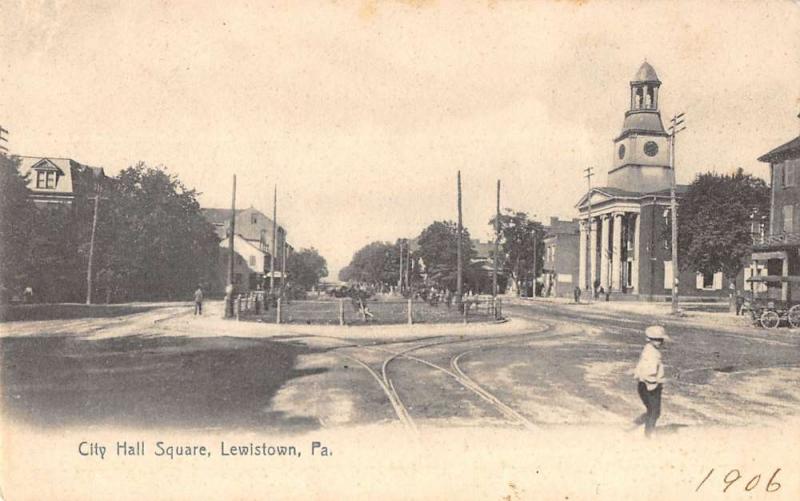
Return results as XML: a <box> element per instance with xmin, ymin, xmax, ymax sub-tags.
<box><xmin>668</xmin><ymin>112</ymin><xmax>686</xmax><ymax>315</ymax></box>
<box><xmin>456</xmin><ymin>171</ymin><xmax>463</xmax><ymax>305</ymax></box>
<box><xmin>493</xmin><ymin>179</ymin><xmax>500</xmax><ymax>298</ymax></box>
<box><xmin>398</xmin><ymin>240</ymin><xmax>404</xmax><ymax>293</ymax></box>
<box><xmin>226</xmin><ymin>175</ymin><xmax>237</xmax><ymax>318</ymax></box>
<box><xmin>85</xmin><ymin>187</ymin><xmax>104</xmax><ymax>304</ymax></box>
<box><xmin>531</xmin><ymin>226</ymin><xmax>537</xmax><ymax>298</ymax></box>
<box><xmin>405</xmin><ymin>239</ymin><xmax>410</xmax><ymax>292</ymax></box>
<box><xmin>584</xmin><ymin>166</ymin><xmax>594</xmax><ymax>300</ymax></box>
<box><xmin>270</xmin><ymin>185</ymin><xmax>277</xmax><ymax>294</ymax></box>
<box><xmin>281</xmin><ymin>241</ymin><xmax>287</xmax><ymax>298</ymax></box>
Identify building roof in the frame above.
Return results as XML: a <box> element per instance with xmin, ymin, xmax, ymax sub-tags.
<box><xmin>575</xmin><ymin>184</ymin><xmax>688</xmax><ymax>210</ymax></box>
<box><xmin>202</xmin><ymin>207</ymin><xmax>285</xmax><ymax>232</ymax></box>
<box><xmin>632</xmin><ymin>61</ymin><xmax>660</xmax><ymax>84</ymax></box>
<box><xmin>544</xmin><ymin>217</ymin><xmax>579</xmax><ymax>238</ymax></box>
<box><xmin>471</xmin><ymin>239</ymin><xmax>495</xmax><ymax>260</ymax></box>
<box><xmin>18</xmin><ymin>156</ymin><xmax>107</xmax><ymax>200</ymax></box>
<box><xmin>616</xmin><ymin>110</ymin><xmax>668</xmax><ymax>141</ymax></box>
<box><xmin>202</xmin><ymin>208</ymin><xmax>236</xmax><ymax>225</ymax></box>
<box><xmin>757</xmin><ymin>135</ymin><xmax>800</xmax><ymax>163</ymax></box>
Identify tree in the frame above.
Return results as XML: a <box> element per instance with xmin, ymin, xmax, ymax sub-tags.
<box><xmin>416</xmin><ymin>220</ymin><xmax>477</xmax><ymax>290</ymax></box>
<box><xmin>488</xmin><ymin>210</ymin><xmax>545</xmax><ymax>296</ymax></box>
<box><xmin>673</xmin><ymin>169</ymin><xmax>770</xmax><ymax>285</ymax></box>
<box><xmin>0</xmin><ymin>155</ymin><xmax>34</xmax><ymax>300</ymax></box>
<box><xmin>287</xmin><ymin>247</ymin><xmax>328</xmax><ymax>290</ymax></box>
<box><xmin>100</xmin><ymin>163</ymin><xmax>220</xmax><ymax>301</ymax></box>
<box><xmin>339</xmin><ymin>241</ymin><xmax>397</xmax><ymax>286</ymax></box>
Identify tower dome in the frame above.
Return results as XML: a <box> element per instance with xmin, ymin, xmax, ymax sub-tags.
<box><xmin>632</xmin><ymin>61</ymin><xmax>660</xmax><ymax>84</ymax></box>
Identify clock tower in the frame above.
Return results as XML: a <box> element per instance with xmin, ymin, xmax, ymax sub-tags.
<box><xmin>608</xmin><ymin>61</ymin><xmax>671</xmax><ymax>193</ymax></box>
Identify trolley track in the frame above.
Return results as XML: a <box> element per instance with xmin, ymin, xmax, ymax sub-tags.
<box><xmin>339</xmin><ymin>321</ymin><xmax>574</xmax><ymax>432</ymax></box>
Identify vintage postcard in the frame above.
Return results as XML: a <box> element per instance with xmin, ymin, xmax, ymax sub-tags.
<box><xmin>1</xmin><ymin>1</ymin><xmax>799</xmax><ymax>499</ymax></box>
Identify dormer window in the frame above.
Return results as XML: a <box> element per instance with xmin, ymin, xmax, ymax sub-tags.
<box><xmin>36</xmin><ymin>170</ymin><xmax>57</xmax><ymax>189</ymax></box>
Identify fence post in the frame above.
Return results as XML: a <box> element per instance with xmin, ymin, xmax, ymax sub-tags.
<box><xmin>407</xmin><ymin>298</ymin><xmax>413</xmax><ymax>325</ymax></box>
<box><xmin>235</xmin><ymin>294</ymin><xmax>241</xmax><ymax>321</ymax></box>
<box><xmin>463</xmin><ymin>300</ymin><xmax>467</xmax><ymax>324</ymax></box>
<box><xmin>276</xmin><ymin>297</ymin><xmax>282</xmax><ymax>324</ymax></box>
<box><xmin>339</xmin><ymin>299</ymin><xmax>344</xmax><ymax>326</ymax></box>
<box><xmin>497</xmin><ymin>298</ymin><xmax>502</xmax><ymax>319</ymax></box>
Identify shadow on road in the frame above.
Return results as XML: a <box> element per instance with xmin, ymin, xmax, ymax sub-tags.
<box><xmin>0</xmin><ymin>333</ymin><xmax>326</xmax><ymax>432</ymax></box>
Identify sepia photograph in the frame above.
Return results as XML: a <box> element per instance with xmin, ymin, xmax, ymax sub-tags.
<box><xmin>1</xmin><ymin>1</ymin><xmax>799</xmax><ymax>499</ymax></box>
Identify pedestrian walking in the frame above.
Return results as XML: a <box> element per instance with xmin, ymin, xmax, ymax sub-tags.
<box><xmin>633</xmin><ymin>325</ymin><xmax>670</xmax><ymax>437</ymax></box>
<box><xmin>573</xmin><ymin>286</ymin><xmax>581</xmax><ymax>303</ymax></box>
<box><xmin>735</xmin><ymin>291</ymin><xmax>745</xmax><ymax>316</ymax></box>
<box><xmin>23</xmin><ymin>286</ymin><xmax>34</xmax><ymax>304</ymax></box>
<box><xmin>194</xmin><ymin>285</ymin><xmax>204</xmax><ymax>315</ymax></box>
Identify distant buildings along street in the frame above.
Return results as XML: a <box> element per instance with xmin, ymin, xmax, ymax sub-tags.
<box><xmin>541</xmin><ymin>217</ymin><xmax>580</xmax><ymax>298</ymax></box>
<box><xmin>201</xmin><ymin>207</ymin><xmax>292</xmax><ymax>294</ymax></box>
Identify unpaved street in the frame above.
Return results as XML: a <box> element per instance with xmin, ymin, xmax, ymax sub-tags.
<box><xmin>2</xmin><ymin>301</ymin><xmax>799</xmax><ymax>434</ymax></box>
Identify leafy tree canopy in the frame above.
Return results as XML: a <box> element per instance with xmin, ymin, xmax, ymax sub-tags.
<box><xmin>0</xmin><ymin>155</ymin><xmax>34</xmax><ymax>297</ymax></box>
<box><xmin>488</xmin><ymin>210</ymin><xmax>545</xmax><ymax>294</ymax></box>
<box><xmin>339</xmin><ymin>241</ymin><xmax>397</xmax><ymax>285</ymax></box>
<box><xmin>675</xmin><ymin>168</ymin><xmax>770</xmax><ymax>280</ymax></box>
<box><xmin>287</xmin><ymin>247</ymin><xmax>328</xmax><ymax>290</ymax></box>
<box><xmin>416</xmin><ymin>220</ymin><xmax>477</xmax><ymax>289</ymax></box>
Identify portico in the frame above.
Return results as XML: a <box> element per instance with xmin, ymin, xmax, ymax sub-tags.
<box><xmin>577</xmin><ymin>191</ymin><xmax>643</xmax><ymax>294</ymax></box>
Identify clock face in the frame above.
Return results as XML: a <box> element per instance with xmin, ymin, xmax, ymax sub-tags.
<box><xmin>644</xmin><ymin>141</ymin><xmax>659</xmax><ymax>157</ymax></box>
<box><xmin>618</xmin><ymin>144</ymin><xmax>625</xmax><ymax>159</ymax></box>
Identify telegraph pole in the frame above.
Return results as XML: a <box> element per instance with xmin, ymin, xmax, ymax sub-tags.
<box><xmin>85</xmin><ymin>187</ymin><xmax>103</xmax><ymax>304</ymax></box>
<box><xmin>225</xmin><ymin>175</ymin><xmax>237</xmax><ymax>317</ymax></box>
<box><xmin>281</xmin><ymin>241</ymin><xmax>287</xmax><ymax>297</ymax></box>
<box><xmin>532</xmin><ymin>224</ymin><xmax>539</xmax><ymax>298</ymax></box>
<box><xmin>456</xmin><ymin>171</ymin><xmax>463</xmax><ymax>305</ymax></box>
<box><xmin>398</xmin><ymin>240</ymin><xmax>404</xmax><ymax>293</ymax></box>
<box><xmin>405</xmin><ymin>239</ymin><xmax>410</xmax><ymax>291</ymax></box>
<box><xmin>669</xmin><ymin>112</ymin><xmax>686</xmax><ymax>315</ymax></box>
<box><xmin>493</xmin><ymin>180</ymin><xmax>500</xmax><ymax>298</ymax></box>
<box><xmin>584</xmin><ymin>166</ymin><xmax>594</xmax><ymax>300</ymax></box>
<box><xmin>270</xmin><ymin>185</ymin><xmax>277</xmax><ymax>294</ymax></box>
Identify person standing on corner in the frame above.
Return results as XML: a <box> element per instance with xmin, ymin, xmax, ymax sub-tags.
<box><xmin>633</xmin><ymin>325</ymin><xmax>670</xmax><ymax>437</ymax></box>
<box><xmin>194</xmin><ymin>285</ymin><xmax>204</xmax><ymax>316</ymax></box>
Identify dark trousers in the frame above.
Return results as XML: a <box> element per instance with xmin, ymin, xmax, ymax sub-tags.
<box><xmin>637</xmin><ymin>382</ymin><xmax>662</xmax><ymax>436</ymax></box>
<box><xmin>195</xmin><ymin>301</ymin><xmax>202</xmax><ymax>315</ymax></box>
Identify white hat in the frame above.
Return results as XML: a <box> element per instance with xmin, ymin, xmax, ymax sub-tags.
<box><xmin>645</xmin><ymin>325</ymin><xmax>670</xmax><ymax>341</ymax></box>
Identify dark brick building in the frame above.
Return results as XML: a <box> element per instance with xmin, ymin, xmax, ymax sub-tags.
<box><xmin>751</xmin><ymin>130</ymin><xmax>800</xmax><ymax>302</ymax></box>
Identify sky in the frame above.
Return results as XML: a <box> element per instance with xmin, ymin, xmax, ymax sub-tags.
<box><xmin>2</xmin><ymin>0</ymin><xmax>799</xmax><ymax>278</ymax></box>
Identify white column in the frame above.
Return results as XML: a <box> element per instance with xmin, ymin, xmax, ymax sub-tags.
<box><xmin>600</xmin><ymin>215</ymin><xmax>610</xmax><ymax>289</ymax></box>
<box><xmin>579</xmin><ymin>221</ymin><xmax>587</xmax><ymax>290</ymax></box>
<box><xmin>589</xmin><ymin>218</ymin><xmax>598</xmax><ymax>289</ymax></box>
<box><xmin>611</xmin><ymin>213</ymin><xmax>624</xmax><ymax>291</ymax></box>
<box><xmin>632</xmin><ymin>213</ymin><xmax>640</xmax><ymax>293</ymax></box>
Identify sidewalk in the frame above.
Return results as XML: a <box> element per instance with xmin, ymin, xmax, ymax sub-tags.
<box><xmin>504</xmin><ymin>295</ymin><xmax>798</xmax><ymax>335</ymax></box>
<box><xmin>158</xmin><ymin>300</ymin><xmax>543</xmax><ymax>342</ymax></box>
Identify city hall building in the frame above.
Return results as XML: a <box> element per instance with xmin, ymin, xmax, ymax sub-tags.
<box><xmin>575</xmin><ymin>62</ymin><xmax>732</xmax><ymax>300</ymax></box>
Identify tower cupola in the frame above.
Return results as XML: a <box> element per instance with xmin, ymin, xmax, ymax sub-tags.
<box><xmin>630</xmin><ymin>61</ymin><xmax>661</xmax><ymax>111</ymax></box>
<box><xmin>608</xmin><ymin>61</ymin><xmax>671</xmax><ymax>193</ymax></box>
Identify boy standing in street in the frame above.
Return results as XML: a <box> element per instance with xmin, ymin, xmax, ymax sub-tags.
<box><xmin>633</xmin><ymin>325</ymin><xmax>670</xmax><ymax>437</ymax></box>
<box><xmin>194</xmin><ymin>285</ymin><xmax>204</xmax><ymax>316</ymax></box>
